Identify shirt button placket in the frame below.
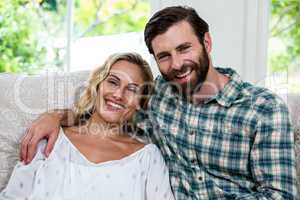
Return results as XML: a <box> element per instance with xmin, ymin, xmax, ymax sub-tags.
<box><xmin>198</xmin><ymin>175</ymin><xmax>203</xmax><ymax>181</ymax></box>
<box><xmin>189</xmin><ymin>131</ymin><xmax>195</xmax><ymax>136</ymax></box>
<box><xmin>195</xmin><ymin>170</ymin><xmax>206</xmax><ymax>198</ymax></box>
<box><xmin>191</xmin><ymin>159</ymin><xmax>197</xmax><ymax>164</ymax></box>
<box><xmin>188</xmin><ymin>130</ymin><xmax>198</xmax><ymax>167</ymax></box>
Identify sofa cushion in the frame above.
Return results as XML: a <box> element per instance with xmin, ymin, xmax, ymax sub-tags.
<box><xmin>287</xmin><ymin>93</ymin><xmax>300</xmax><ymax>193</ymax></box>
<box><xmin>0</xmin><ymin>71</ymin><xmax>89</xmax><ymax>190</ymax></box>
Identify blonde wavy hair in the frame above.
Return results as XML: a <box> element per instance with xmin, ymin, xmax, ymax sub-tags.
<box><xmin>73</xmin><ymin>52</ymin><xmax>154</xmax><ymax>124</ymax></box>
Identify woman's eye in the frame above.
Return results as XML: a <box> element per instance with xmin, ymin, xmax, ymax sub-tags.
<box><xmin>107</xmin><ymin>79</ymin><xmax>118</xmax><ymax>85</ymax></box>
<box><xmin>127</xmin><ymin>86</ymin><xmax>138</xmax><ymax>93</ymax></box>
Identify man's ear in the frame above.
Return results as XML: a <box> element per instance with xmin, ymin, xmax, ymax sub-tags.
<box><xmin>203</xmin><ymin>32</ymin><xmax>212</xmax><ymax>53</ymax></box>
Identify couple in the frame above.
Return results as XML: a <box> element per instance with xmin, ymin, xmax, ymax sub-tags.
<box><xmin>2</xmin><ymin>5</ymin><xmax>298</xmax><ymax>200</ymax></box>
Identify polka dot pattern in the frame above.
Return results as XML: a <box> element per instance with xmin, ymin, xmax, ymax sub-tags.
<box><xmin>0</xmin><ymin>129</ymin><xmax>175</xmax><ymax>200</ymax></box>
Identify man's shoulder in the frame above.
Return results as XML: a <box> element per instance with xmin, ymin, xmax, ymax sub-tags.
<box><xmin>242</xmin><ymin>82</ymin><xmax>288</xmax><ymax>111</ymax></box>
<box><xmin>153</xmin><ymin>75</ymin><xmax>169</xmax><ymax>90</ymax></box>
<box><xmin>154</xmin><ymin>75</ymin><xmax>164</xmax><ymax>83</ymax></box>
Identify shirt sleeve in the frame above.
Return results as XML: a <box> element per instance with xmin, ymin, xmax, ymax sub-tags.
<box><xmin>236</xmin><ymin>100</ymin><xmax>298</xmax><ymax>200</ymax></box>
<box><xmin>0</xmin><ymin>140</ymin><xmax>47</xmax><ymax>199</ymax></box>
<box><xmin>145</xmin><ymin>145</ymin><xmax>175</xmax><ymax>200</ymax></box>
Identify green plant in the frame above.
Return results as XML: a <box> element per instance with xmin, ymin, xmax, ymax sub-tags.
<box><xmin>0</xmin><ymin>0</ymin><xmax>46</xmax><ymax>73</ymax></box>
<box><xmin>74</xmin><ymin>0</ymin><xmax>149</xmax><ymax>37</ymax></box>
<box><xmin>269</xmin><ymin>0</ymin><xmax>300</xmax><ymax>73</ymax></box>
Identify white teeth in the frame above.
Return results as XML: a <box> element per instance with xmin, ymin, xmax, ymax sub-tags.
<box><xmin>176</xmin><ymin>69</ymin><xmax>192</xmax><ymax>78</ymax></box>
<box><xmin>106</xmin><ymin>101</ymin><xmax>125</xmax><ymax>109</ymax></box>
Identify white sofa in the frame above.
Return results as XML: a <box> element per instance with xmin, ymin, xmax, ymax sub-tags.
<box><xmin>0</xmin><ymin>72</ymin><xmax>299</xmax><ymax>195</ymax></box>
<box><xmin>0</xmin><ymin>71</ymin><xmax>90</xmax><ymax>190</ymax></box>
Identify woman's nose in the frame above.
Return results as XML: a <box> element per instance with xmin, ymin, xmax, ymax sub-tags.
<box><xmin>112</xmin><ymin>87</ymin><xmax>124</xmax><ymax>100</ymax></box>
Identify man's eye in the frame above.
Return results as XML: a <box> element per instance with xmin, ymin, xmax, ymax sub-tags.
<box><xmin>158</xmin><ymin>55</ymin><xmax>169</xmax><ymax>61</ymax></box>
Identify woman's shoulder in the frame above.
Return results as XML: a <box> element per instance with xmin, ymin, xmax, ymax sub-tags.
<box><xmin>124</xmin><ymin>138</ymin><xmax>160</xmax><ymax>156</ymax></box>
<box><xmin>137</xmin><ymin>144</ymin><xmax>166</xmax><ymax>173</ymax></box>
<box><xmin>138</xmin><ymin>143</ymin><xmax>163</xmax><ymax>161</ymax></box>
<box><xmin>143</xmin><ymin>143</ymin><xmax>160</xmax><ymax>152</ymax></box>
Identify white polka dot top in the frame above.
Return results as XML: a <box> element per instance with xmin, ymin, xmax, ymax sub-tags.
<box><xmin>0</xmin><ymin>128</ymin><xmax>175</xmax><ymax>200</ymax></box>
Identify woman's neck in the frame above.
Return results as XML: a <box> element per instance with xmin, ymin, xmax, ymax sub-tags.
<box><xmin>76</xmin><ymin>112</ymin><xmax>124</xmax><ymax>138</ymax></box>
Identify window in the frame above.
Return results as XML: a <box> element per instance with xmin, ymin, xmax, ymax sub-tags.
<box><xmin>70</xmin><ymin>0</ymin><xmax>150</xmax><ymax>72</ymax></box>
<box><xmin>267</xmin><ymin>0</ymin><xmax>300</xmax><ymax>93</ymax></box>
<box><xmin>0</xmin><ymin>0</ymin><xmax>150</xmax><ymax>74</ymax></box>
<box><xmin>0</xmin><ymin>0</ymin><xmax>68</xmax><ymax>74</ymax></box>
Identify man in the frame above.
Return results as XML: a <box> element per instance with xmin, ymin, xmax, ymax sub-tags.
<box><xmin>20</xmin><ymin>6</ymin><xmax>298</xmax><ymax>199</ymax></box>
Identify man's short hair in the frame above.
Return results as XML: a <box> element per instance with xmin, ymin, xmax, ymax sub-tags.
<box><xmin>144</xmin><ymin>6</ymin><xmax>209</xmax><ymax>55</ymax></box>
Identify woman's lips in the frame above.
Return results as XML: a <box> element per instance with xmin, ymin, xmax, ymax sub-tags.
<box><xmin>105</xmin><ymin>99</ymin><xmax>125</xmax><ymax>111</ymax></box>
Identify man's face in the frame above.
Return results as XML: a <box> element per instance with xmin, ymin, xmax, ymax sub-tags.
<box><xmin>151</xmin><ymin>21</ymin><xmax>210</xmax><ymax>97</ymax></box>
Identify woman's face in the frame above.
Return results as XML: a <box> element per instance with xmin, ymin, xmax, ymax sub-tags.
<box><xmin>95</xmin><ymin>60</ymin><xmax>145</xmax><ymax>124</ymax></box>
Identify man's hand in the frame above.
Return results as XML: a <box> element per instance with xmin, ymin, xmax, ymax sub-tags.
<box><xmin>20</xmin><ymin>112</ymin><xmax>62</xmax><ymax>164</ymax></box>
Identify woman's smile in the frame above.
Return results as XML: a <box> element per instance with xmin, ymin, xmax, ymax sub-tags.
<box><xmin>104</xmin><ymin>98</ymin><xmax>126</xmax><ymax>111</ymax></box>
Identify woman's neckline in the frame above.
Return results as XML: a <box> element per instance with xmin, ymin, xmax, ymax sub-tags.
<box><xmin>59</xmin><ymin>128</ymin><xmax>151</xmax><ymax>167</ymax></box>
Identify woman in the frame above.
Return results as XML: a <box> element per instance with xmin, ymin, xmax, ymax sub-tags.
<box><xmin>0</xmin><ymin>53</ymin><xmax>175</xmax><ymax>200</ymax></box>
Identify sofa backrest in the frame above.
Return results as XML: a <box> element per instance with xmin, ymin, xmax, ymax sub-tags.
<box><xmin>0</xmin><ymin>71</ymin><xmax>90</xmax><ymax>190</ymax></box>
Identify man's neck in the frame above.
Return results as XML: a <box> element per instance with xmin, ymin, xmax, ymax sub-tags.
<box><xmin>192</xmin><ymin>66</ymin><xmax>230</xmax><ymax>104</ymax></box>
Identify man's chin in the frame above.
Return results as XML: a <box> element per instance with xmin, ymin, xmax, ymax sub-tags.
<box><xmin>175</xmin><ymin>83</ymin><xmax>194</xmax><ymax>98</ymax></box>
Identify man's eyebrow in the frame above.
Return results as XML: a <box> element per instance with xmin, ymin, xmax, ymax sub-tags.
<box><xmin>176</xmin><ymin>42</ymin><xmax>192</xmax><ymax>51</ymax></box>
<box><xmin>155</xmin><ymin>42</ymin><xmax>192</xmax><ymax>58</ymax></box>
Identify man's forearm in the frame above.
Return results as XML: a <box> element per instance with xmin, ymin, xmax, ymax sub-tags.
<box><xmin>235</xmin><ymin>189</ymin><xmax>294</xmax><ymax>200</ymax></box>
<box><xmin>51</xmin><ymin>109</ymin><xmax>76</xmax><ymax>127</ymax></box>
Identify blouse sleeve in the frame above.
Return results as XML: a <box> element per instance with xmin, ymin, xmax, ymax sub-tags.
<box><xmin>145</xmin><ymin>145</ymin><xmax>175</xmax><ymax>200</ymax></box>
<box><xmin>0</xmin><ymin>140</ymin><xmax>47</xmax><ymax>199</ymax></box>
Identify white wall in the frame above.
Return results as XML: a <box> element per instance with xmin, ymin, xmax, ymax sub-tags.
<box><xmin>149</xmin><ymin>0</ymin><xmax>270</xmax><ymax>85</ymax></box>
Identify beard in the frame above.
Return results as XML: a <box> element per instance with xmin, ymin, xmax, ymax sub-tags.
<box><xmin>162</xmin><ymin>48</ymin><xmax>210</xmax><ymax>98</ymax></box>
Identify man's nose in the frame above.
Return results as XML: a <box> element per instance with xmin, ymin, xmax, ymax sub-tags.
<box><xmin>171</xmin><ymin>55</ymin><xmax>183</xmax><ymax>70</ymax></box>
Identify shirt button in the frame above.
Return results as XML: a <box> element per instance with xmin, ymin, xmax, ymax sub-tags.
<box><xmin>191</xmin><ymin>159</ymin><xmax>197</xmax><ymax>164</ymax></box>
<box><xmin>198</xmin><ymin>176</ymin><xmax>203</xmax><ymax>181</ymax></box>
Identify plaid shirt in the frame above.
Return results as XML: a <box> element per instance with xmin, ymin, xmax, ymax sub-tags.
<box><xmin>136</xmin><ymin>68</ymin><xmax>298</xmax><ymax>200</ymax></box>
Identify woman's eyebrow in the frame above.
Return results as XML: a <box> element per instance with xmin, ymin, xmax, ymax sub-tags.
<box><xmin>107</xmin><ymin>73</ymin><xmax>120</xmax><ymax>81</ymax></box>
<box><xmin>109</xmin><ymin>72</ymin><xmax>140</xmax><ymax>86</ymax></box>
<box><xmin>128</xmin><ymin>83</ymin><xmax>139</xmax><ymax>87</ymax></box>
